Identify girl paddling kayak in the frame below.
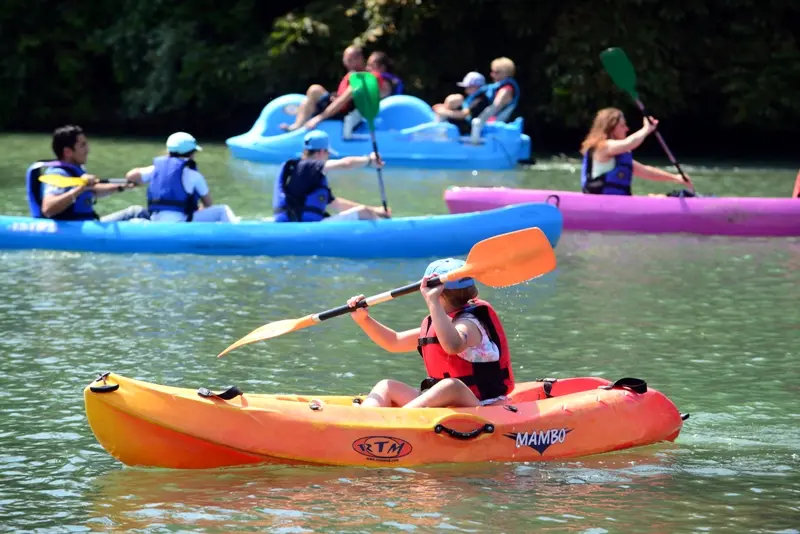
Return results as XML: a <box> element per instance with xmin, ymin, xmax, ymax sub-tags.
<box><xmin>347</xmin><ymin>258</ymin><xmax>514</xmax><ymax>408</ymax></box>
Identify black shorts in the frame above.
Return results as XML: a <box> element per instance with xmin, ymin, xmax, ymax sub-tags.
<box><xmin>447</xmin><ymin>117</ymin><xmax>471</xmax><ymax>136</ymax></box>
<box><xmin>314</xmin><ymin>92</ymin><xmax>352</xmax><ymax>121</ymax></box>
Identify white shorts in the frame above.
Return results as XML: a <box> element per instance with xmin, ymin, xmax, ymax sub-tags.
<box><xmin>150</xmin><ymin>204</ymin><xmax>239</xmax><ymax>223</ymax></box>
<box><xmin>479</xmin><ymin>395</ymin><xmax>507</xmax><ymax>406</ymax></box>
<box><xmin>322</xmin><ymin>206</ymin><xmax>363</xmax><ymax>222</ymax></box>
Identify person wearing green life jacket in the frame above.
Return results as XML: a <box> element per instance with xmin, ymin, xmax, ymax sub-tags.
<box><xmin>280</xmin><ymin>46</ymin><xmax>367</xmax><ymax>133</ymax></box>
<box><xmin>25</xmin><ymin>125</ymin><xmax>147</xmax><ymax>221</ymax></box>
<box><xmin>272</xmin><ymin>131</ymin><xmax>390</xmax><ymax>222</ymax></box>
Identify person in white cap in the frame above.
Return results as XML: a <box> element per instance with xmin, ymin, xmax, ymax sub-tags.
<box><xmin>432</xmin><ymin>71</ymin><xmax>491</xmax><ymax>136</ymax></box>
<box><xmin>273</xmin><ymin>130</ymin><xmax>389</xmax><ymax>222</ymax></box>
<box><xmin>126</xmin><ymin>132</ymin><xmax>238</xmax><ymax>223</ymax></box>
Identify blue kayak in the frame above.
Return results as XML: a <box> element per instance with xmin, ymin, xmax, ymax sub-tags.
<box><xmin>0</xmin><ymin>203</ymin><xmax>562</xmax><ymax>258</ymax></box>
<box><xmin>226</xmin><ymin>94</ymin><xmax>532</xmax><ymax>170</ymax></box>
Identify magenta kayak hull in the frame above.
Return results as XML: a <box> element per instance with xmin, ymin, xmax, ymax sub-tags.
<box><xmin>444</xmin><ymin>187</ymin><xmax>800</xmax><ymax>237</ymax></box>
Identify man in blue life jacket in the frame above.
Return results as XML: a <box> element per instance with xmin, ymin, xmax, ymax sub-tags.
<box><xmin>25</xmin><ymin>125</ymin><xmax>148</xmax><ymax>221</ymax></box>
<box><xmin>433</xmin><ymin>71</ymin><xmax>491</xmax><ymax>136</ymax></box>
<box><xmin>273</xmin><ymin>130</ymin><xmax>390</xmax><ymax>222</ymax></box>
<box><xmin>125</xmin><ymin>132</ymin><xmax>238</xmax><ymax>222</ymax></box>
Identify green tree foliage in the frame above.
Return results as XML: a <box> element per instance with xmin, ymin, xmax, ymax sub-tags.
<box><xmin>1</xmin><ymin>0</ymin><xmax>797</xmax><ymax>153</ymax></box>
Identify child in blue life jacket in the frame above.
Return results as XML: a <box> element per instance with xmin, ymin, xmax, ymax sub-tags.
<box><xmin>273</xmin><ymin>130</ymin><xmax>390</xmax><ymax>222</ymax></box>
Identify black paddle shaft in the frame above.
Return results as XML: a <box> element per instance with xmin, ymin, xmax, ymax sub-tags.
<box><xmin>316</xmin><ymin>276</ymin><xmax>446</xmax><ymax>321</ymax></box>
<box><xmin>636</xmin><ymin>102</ymin><xmax>690</xmax><ymax>183</ymax></box>
<box><xmin>369</xmin><ymin>132</ymin><xmax>390</xmax><ymax>214</ymax></box>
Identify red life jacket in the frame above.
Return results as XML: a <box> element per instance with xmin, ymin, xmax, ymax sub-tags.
<box><xmin>335</xmin><ymin>71</ymin><xmax>388</xmax><ymax>112</ymax></box>
<box><xmin>417</xmin><ymin>299</ymin><xmax>514</xmax><ymax>401</ymax></box>
<box><xmin>336</xmin><ymin>74</ymin><xmax>352</xmax><ymax>98</ymax></box>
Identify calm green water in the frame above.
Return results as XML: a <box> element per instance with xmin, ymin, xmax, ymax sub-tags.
<box><xmin>0</xmin><ymin>133</ymin><xmax>798</xmax><ymax>533</ymax></box>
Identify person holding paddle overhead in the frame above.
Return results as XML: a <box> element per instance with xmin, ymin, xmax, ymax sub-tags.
<box><xmin>346</xmin><ymin>258</ymin><xmax>514</xmax><ymax>408</ymax></box>
<box><xmin>25</xmin><ymin>125</ymin><xmax>148</xmax><ymax>221</ymax></box>
<box><xmin>273</xmin><ymin>130</ymin><xmax>389</xmax><ymax>222</ymax></box>
<box><xmin>125</xmin><ymin>132</ymin><xmax>238</xmax><ymax>222</ymax></box>
<box><xmin>580</xmin><ymin>108</ymin><xmax>693</xmax><ymax>195</ymax></box>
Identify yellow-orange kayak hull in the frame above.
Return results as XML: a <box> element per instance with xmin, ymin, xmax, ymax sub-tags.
<box><xmin>84</xmin><ymin>372</ymin><xmax>685</xmax><ymax>469</ymax></box>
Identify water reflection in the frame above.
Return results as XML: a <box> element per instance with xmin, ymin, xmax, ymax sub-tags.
<box><xmin>87</xmin><ymin>450</ymin><xmax>685</xmax><ymax>532</ymax></box>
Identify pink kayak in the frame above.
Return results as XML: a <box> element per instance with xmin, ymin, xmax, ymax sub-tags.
<box><xmin>444</xmin><ymin>187</ymin><xmax>800</xmax><ymax>237</ymax></box>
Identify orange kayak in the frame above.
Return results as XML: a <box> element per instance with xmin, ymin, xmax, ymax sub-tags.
<box><xmin>84</xmin><ymin>372</ymin><xmax>687</xmax><ymax>469</ymax></box>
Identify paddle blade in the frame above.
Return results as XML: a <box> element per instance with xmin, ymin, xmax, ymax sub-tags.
<box><xmin>452</xmin><ymin>227</ymin><xmax>557</xmax><ymax>288</ymax></box>
<box><xmin>39</xmin><ymin>174</ymin><xmax>86</xmax><ymax>188</ymax></box>
<box><xmin>218</xmin><ymin>315</ymin><xmax>317</xmax><ymax>357</ymax></box>
<box><xmin>600</xmin><ymin>47</ymin><xmax>638</xmax><ymax>100</ymax></box>
<box><xmin>349</xmin><ymin>71</ymin><xmax>381</xmax><ymax>129</ymax></box>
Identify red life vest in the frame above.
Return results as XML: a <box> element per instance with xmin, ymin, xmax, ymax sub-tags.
<box><xmin>417</xmin><ymin>299</ymin><xmax>514</xmax><ymax>401</ymax></box>
<box><xmin>336</xmin><ymin>74</ymin><xmax>352</xmax><ymax>98</ymax></box>
<box><xmin>335</xmin><ymin>71</ymin><xmax>388</xmax><ymax>112</ymax></box>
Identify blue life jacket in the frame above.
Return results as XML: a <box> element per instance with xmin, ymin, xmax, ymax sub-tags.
<box><xmin>466</xmin><ymin>78</ymin><xmax>521</xmax><ymax>122</ymax></box>
<box><xmin>459</xmin><ymin>91</ymin><xmax>491</xmax><ymax>122</ymax></box>
<box><xmin>380</xmin><ymin>72</ymin><xmax>404</xmax><ymax>95</ymax></box>
<box><xmin>146</xmin><ymin>156</ymin><xmax>199</xmax><ymax>220</ymax></box>
<box><xmin>581</xmin><ymin>150</ymin><xmax>634</xmax><ymax>195</ymax></box>
<box><xmin>272</xmin><ymin>159</ymin><xmax>333</xmax><ymax>223</ymax></box>
<box><xmin>25</xmin><ymin>160</ymin><xmax>97</xmax><ymax>220</ymax></box>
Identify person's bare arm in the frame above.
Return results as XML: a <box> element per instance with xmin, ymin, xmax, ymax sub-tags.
<box><xmin>633</xmin><ymin>161</ymin><xmax>691</xmax><ymax>188</ymax></box>
<box><xmin>41</xmin><ymin>187</ymin><xmax>86</xmax><ymax>218</ymax></box>
<box><xmin>599</xmin><ymin>118</ymin><xmax>657</xmax><ymax>159</ymax></box>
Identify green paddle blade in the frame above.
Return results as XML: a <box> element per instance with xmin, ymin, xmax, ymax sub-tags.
<box><xmin>349</xmin><ymin>71</ymin><xmax>381</xmax><ymax>130</ymax></box>
<box><xmin>600</xmin><ymin>47</ymin><xmax>638</xmax><ymax>101</ymax></box>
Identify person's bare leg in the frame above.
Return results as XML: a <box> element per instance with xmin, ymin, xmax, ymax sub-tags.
<box><xmin>281</xmin><ymin>84</ymin><xmax>327</xmax><ymax>131</ymax></box>
<box><xmin>444</xmin><ymin>94</ymin><xmax>464</xmax><ymax>110</ymax></box>
<box><xmin>402</xmin><ymin>378</ymin><xmax>480</xmax><ymax>408</ymax></box>
<box><xmin>356</xmin><ymin>206</ymin><xmax>384</xmax><ymax>220</ymax></box>
<box><xmin>360</xmin><ymin>379</ymin><xmax>420</xmax><ymax>407</ymax></box>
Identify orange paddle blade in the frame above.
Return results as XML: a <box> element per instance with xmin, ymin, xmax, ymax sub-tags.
<box><xmin>444</xmin><ymin>227</ymin><xmax>557</xmax><ymax>287</ymax></box>
<box><xmin>793</xmin><ymin>170</ymin><xmax>800</xmax><ymax>198</ymax></box>
<box><xmin>218</xmin><ymin>227</ymin><xmax>557</xmax><ymax>357</ymax></box>
<box><xmin>218</xmin><ymin>315</ymin><xmax>317</xmax><ymax>357</ymax></box>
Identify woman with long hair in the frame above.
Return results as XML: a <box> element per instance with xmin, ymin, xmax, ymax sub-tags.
<box><xmin>580</xmin><ymin>108</ymin><xmax>692</xmax><ymax>195</ymax></box>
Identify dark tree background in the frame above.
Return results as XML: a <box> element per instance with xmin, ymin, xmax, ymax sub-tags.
<box><xmin>2</xmin><ymin>0</ymin><xmax>798</xmax><ymax>159</ymax></box>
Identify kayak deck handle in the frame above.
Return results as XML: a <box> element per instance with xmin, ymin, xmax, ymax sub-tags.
<box><xmin>197</xmin><ymin>385</ymin><xmax>243</xmax><ymax>401</ymax></box>
<box><xmin>599</xmin><ymin>377</ymin><xmax>648</xmax><ymax>394</ymax></box>
<box><xmin>434</xmin><ymin>422</ymin><xmax>495</xmax><ymax>440</ymax></box>
<box><xmin>89</xmin><ymin>371</ymin><xmax>119</xmax><ymax>393</ymax></box>
<box><xmin>545</xmin><ymin>194</ymin><xmax>560</xmax><ymax>208</ymax></box>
